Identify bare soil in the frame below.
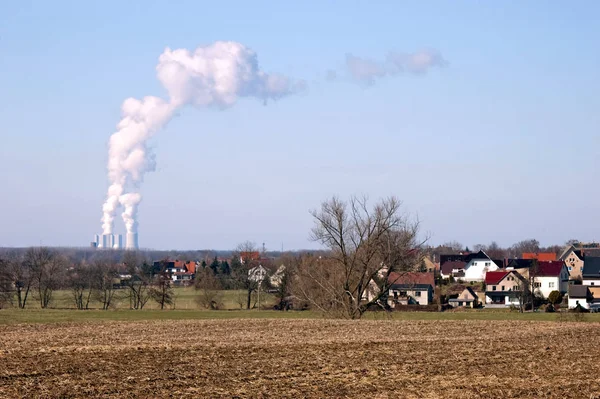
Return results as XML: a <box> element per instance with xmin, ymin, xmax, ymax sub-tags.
<box><xmin>0</xmin><ymin>319</ymin><xmax>598</xmax><ymax>398</ymax></box>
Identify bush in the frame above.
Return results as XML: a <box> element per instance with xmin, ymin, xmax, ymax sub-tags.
<box><xmin>547</xmin><ymin>290</ymin><xmax>563</xmax><ymax>305</ymax></box>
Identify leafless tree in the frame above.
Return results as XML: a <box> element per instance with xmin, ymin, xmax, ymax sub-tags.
<box><xmin>150</xmin><ymin>261</ymin><xmax>174</xmax><ymax>310</ymax></box>
<box><xmin>92</xmin><ymin>258</ymin><xmax>119</xmax><ymax>310</ymax></box>
<box><xmin>294</xmin><ymin>195</ymin><xmax>425</xmax><ymax>319</ymax></box>
<box><xmin>122</xmin><ymin>251</ymin><xmax>152</xmax><ymax>310</ymax></box>
<box><xmin>2</xmin><ymin>252</ymin><xmax>34</xmax><ymax>309</ymax></box>
<box><xmin>25</xmin><ymin>247</ymin><xmax>65</xmax><ymax>309</ymax></box>
<box><xmin>511</xmin><ymin>239</ymin><xmax>540</xmax><ymax>257</ymax></box>
<box><xmin>68</xmin><ymin>261</ymin><xmax>94</xmax><ymax>310</ymax></box>
<box><xmin>195</xmin><ymin>267</ymin><xmax>224</xmax><ymax>310</ymax></box>
<box><xmin>231</xmin><ymin>241</ymin><xmax>261</xmax><ymax>310</ymax></box>
<box><xmin>0</xmin><ymin>258</ymin><xmax>14</xmax><ymax>309</ymax></box>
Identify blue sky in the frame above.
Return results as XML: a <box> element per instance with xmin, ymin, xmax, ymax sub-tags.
<box><xmin>1</xmin><ymin>1</ymin><xmax>599</xmax><ymax>250</ymax></box>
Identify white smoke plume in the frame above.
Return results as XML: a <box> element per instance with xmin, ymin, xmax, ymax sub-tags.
<box><xmin>345</xmin><ymin>49</ymin><xmax>446</xmax><ymax>84</ymax></box>
<box><xmin>102</xmin><ymin>41</ymin><xmax>304</xmax><ymax>235</ymax></box>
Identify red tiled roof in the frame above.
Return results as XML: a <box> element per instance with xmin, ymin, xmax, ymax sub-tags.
<box><xmin>535</xmin><ymin>261</ymin><xmax>565</xmax><ymax>277</ymax></box>
<box><xmin>440</xmin><ymin>261</ymin><xmax>466</xmax><ymax>275</ymax></box>
<box><xmin>388</xmin><ymin>272</ymin><xmax>435</xmax><ymax>287</ymax></box>
<box><xmin>522</xmin><ymin>252</ymin><xmax>557</xmax><ymax>261</ymax></box>
<box><xmin>485</xmin><ymin>271</ymin><xmax>509</xmax><ymax>285</ymax></box>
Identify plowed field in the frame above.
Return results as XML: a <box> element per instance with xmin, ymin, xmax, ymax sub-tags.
<box><xmin>1</xmin><ymin>319</ymin><xmax>598</xmax><ymax>398</ymax></box>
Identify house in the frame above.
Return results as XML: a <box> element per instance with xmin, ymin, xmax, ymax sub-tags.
<box><xmin>387</xmin><ymin>272</ymin><xmax>435</xmax><ymax>306</ymax></box>
<box><xmin>448</xmin><ymin>287</ymin><xmax>479</xmax><ymax>308</ymax></box>
<box><xmin>485</xmin><ymin>270</ymin><xmax>527</xmax><ymax>307</ymax></box>
<box><xmin>153</xmin><ymin>260</ymin><xmax>197</xmax><ymax>283</ymax></box>
<box><xmin>560</xmin><ymin>247</ymin><xmax>585</xmax><ymax>280</ymax></box>
<box><xmin>532</xmin><ymin>261</ymin><xmax>570</xmax><ymax>298</ymax></box>
<box><xmin>439</xmin><ymin>251</ymin><xmax>500</xmax><ymax>282</ymax></box>
<box><xmin>522</xmin><ymin>252</ymin><xmax>557</xmax><ymax>261</ymax></box>
<box><xmin>461</xmin><ymin>251</ymin><xmax>499</xmax><ymax>282</ymax></box>
<box><xmin>568</xmin><ymin>285</ymin><xmax>592</xmax><ymax>309</ymax></box>
<box><xmin>440</xmin><ymin>261</ymin><xmax>466</xmax><ymax>279</ymax></box>
<box><xmin>248</xmin><ymin>265</ymin><xmax>268</xmax><ymax>283</ymax></box>
<box><xmin>582</xmin><ymin>257</ymin><xmax>600</xmax><ymax>286</ymax></box>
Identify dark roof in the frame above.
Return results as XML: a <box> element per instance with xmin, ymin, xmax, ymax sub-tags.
<box><xmin>568</xmin><ymin>285</ymin><xmax>591</xmax><ymax>299</ymax></box>
<box><xmin>507</xmin><ymin>259</ymin><xmax>534</xmax><ymax>269</ymax></box>
<box><xmin>582</xmin><ymin>249</ymin><xmax>600</xmax><ymax>258</ymax></box>
<box><xmin>440</xmin><ymin>261</ymin><xmax>466</xmax><ymax>275</ymax></box>
<box><xmin>440</xmin><ymin>250</ymin><xmax>490</xmax><ymax>265</ymax></box>
<box><xmin>582</xmin><ymin>257</ymin><xmax>600</xmax><ymax>278</ymax></box>
<box><xmin>492</xmin><ymin>259</ymin><xmax>505</xmax><ymax>268</ymax></box>
<box><xmin>485</xmin><ymin>271</ymin><xmax>509</xmax><ymax>285</ymax></box>
<box><xmin>389</xmin><ymin>283</ymin><xmax>432</xmax><ymax>290</ymax></box>
<box><xmin>464</xmin><ymin>286</ymin><xmax>478</xmax><ymax>298</ymax></box>
<box><xmin>535</xmin><ymin>261</ymin><xmax>566</xmax><ymax>277</ymax></box>
<box><xmin>388</xmin><ymin>272</ymin><xmax>435</xmax><ymax>287</ymax></box>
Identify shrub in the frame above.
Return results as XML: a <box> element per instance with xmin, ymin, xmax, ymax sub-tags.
<box><xmin>547</xmin><ymin>290</ymin><xmax>563</xmax><ymax>305</ymax></box>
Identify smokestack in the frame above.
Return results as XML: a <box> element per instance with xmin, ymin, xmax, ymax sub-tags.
<box><xmin>126</xmin><ymin>232</ymin><xmax>138</xmax><ymax>250</ymax></box>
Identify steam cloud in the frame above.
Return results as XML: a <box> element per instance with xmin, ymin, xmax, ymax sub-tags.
<box><xmin>102</xmin><ymin>41</ymin><xmax>304</xmax><ymax>236</ymax></box>
<box><xmin>345</xmin><ymin>49</ymin><xmax>446</xmax><ymax>84</ymax></box>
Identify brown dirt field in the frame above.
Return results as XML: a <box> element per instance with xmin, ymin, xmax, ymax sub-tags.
<box><xmin>1</xmin><ymin>319</ymin><xmax>599</xmax><ymax>398</ymax></box>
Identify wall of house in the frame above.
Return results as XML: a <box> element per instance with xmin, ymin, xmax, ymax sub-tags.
<box><xmin>463</xmin><ymin>259</ymin><xmax>498</xmax><ymax>282</ymax></box>
<box><xmin>389</xmin><ymin>288</ymin><xmax>432</xmax><ymax>305</ymax></box>
<box><xmin>534</xmin><ymin>276</ymin><xmax>562</xmax><ymax>298</ymax></box>
<box><xmin>564</xmin><ymin>251</ymin><xmax>584</xmax><ymax>280</ymax></box>
<box><xmin>487</xmin><ymin>274</ymin><xmax>522</xmax><ymax>293</ymax></box>
<box><xmin>568</xmin><ymin>297</ymin><xmax>590</xmax><ymax>309</ymax></box>
<box><xmin>582</xmin><ymin>279</ymin><xmax>600</xmax><ymax>287</ymax></box>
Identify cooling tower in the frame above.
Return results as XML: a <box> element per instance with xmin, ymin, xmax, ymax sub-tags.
<box><xmin>114</xmin><ymin>234</ymin><xmax>123</xmax><ymax>249</ymax></box>
<box><xmin>126</xmin><ymin>232</ymin><xmax>138</xmax><ymax>249</ymax></box>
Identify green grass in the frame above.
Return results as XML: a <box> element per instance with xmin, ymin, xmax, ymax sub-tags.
<box><xmin>1</xmin><ymin>307</ymin><xmax>599</xmax><ymax>325</ymax></box>
<box><xmin>12</xmin><ymin>287</ymin><xmax>277</xmax><ymax>311</ymax></box>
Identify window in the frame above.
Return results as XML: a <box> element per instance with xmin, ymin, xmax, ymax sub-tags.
<box><xmin>458</xmin><ymin>302</ymin><xmax>463</xmax><ymax>306</ymax></box>
<box><xmin>485</xmin><ymin>262</ymin><xmax>491</xmax><ymax>267</ymax></box>
<box><xmin>549</xmin><ymin>282</ymin><xmax>555</xmax><ymax>288</ymax></box>
<box><xmin>592</xmin><ymin>282</ymin><xmax>595</xmax><ymax>286</ymax></box>
<box><xmin>534</xmin><ymin>282</ymin><xmax>541</xmax><ymax>288</ymax></box>
<box><xmin>501</xmin><ymin>286</ymin><xmax>505</xmax><ymax>291</ymax></box>
<box><xmin>415</xmin><ymin>291</ymin><xmax>422</xmax><ymax>297</ymax></box>
<box><xmin>568</xmin><ymin>266</ymin><xmax>572</xmax><ymax>271</ymax></box>
<box><xmin>492</xmin><ymin>286</ymin><xmax>497</xmax><ymax>291</ymax></box>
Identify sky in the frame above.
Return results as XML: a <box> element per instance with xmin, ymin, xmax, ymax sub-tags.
<box><xmin>1</xmin><ymin>1</ymin><xmax>599</xmax><ymax>250</ymax></box>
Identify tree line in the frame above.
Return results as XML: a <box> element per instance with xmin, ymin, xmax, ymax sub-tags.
<box><xmin>0</xmin><ymin>195</ymin><xmax>579</xmax><ymax>319</ymax></box>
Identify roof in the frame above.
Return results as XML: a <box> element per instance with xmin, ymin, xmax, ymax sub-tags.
<box><xmin>388</xmin><ymin>272</ymin><xmax>435</xmax><ymax>288</ymax></box>
<box><xmin>485</xmin><ymin>271</ymin><xmax>509</xmax><ymax>285</ymax></box>
<box><xmin>463</xmin><ymin>286</ymin><xmax>478</xmax><ymax>299</ymax></box>
<box><xmin>568</xmin><ymin>285</ymin><xmax>591</xmax><ymax>299</ymax></box>
<box><xmin>535</xmin><ymin>261</ymin><xmax>566</xmax><ymax>277</ymax></box>
<box><xmin>582</xmin><ymin>257</ymin><xmax>600</xmax><ymax>278</ymax></box>
<box><xmin>507</xmin><ymin>259</ymin><xmax>534</xmax><ymax>269</ymax></box>
<box><xmin>439</xmin><ymin>250</ymin><xmax>490</xmax><ymax>266</ymax></box>
<box><xmin>390</xmin><ymin>283</ymin><xmax>432</xmax><ymax>291</ymax></box>
<box><xmin>440</xmin><ymin>261</ymin><xmax>466</xmax><ymax>275</ymax></box>
<box><xmin>581</xmin><ymin>249</ymin><xmax>600</xmax><ymax>258</ymax></box>
<box><xmin>522</xmin><ymin>252</ymin><xmax>557</xmax><ymax>261</ymax></box>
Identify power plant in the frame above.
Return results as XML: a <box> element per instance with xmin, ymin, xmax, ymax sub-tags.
<box><xmin>91</xmin><ymin>233</ymin><xmax>134</xmax><ymax>249</ymax></box>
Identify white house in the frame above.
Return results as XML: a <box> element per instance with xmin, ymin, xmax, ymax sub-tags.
<box><xmin>248</xmin><ymin>265</ymin><xmax>268</xmax><ymax>283</ymax></box>
<box><xmin>568</xmin><ymin>285</ymin><xmax>591</xmax><ymax>309</ymax></box>
<box><xmin>531</xmin><ymin>261</ymin><xmax>569</xmax><ymax>298</ymax></box>
<box><xmin>462</xmin><ymin>252</ymin><xmax>499</xmax><ymax>282</ymax></box>
<box><xmin>582</xmin><ymin>257</ymin><xmax>600</xmax><ymax>286</ymax></box>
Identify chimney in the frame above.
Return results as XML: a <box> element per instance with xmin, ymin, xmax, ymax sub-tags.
<box><xmin>126</xmin><ymin>232</ymin><xmax>139</xmax><ymax>250</ymax></box>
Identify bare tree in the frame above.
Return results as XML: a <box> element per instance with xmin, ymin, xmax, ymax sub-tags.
<box><xmin>231</xmin><ymin>241</ymin><xmax>261</xmax><ymax>310</ymax></box>
<box><xmin>3</xmin><ymin>252</ymin><xmax>34</xmax><ymax>309</ymax></box>
<box><xmin>25</xmin><ymin>248</ymin><xmax>64</xmax><ymax>309</ymax></box>
<box><xmin>0</xmin><ymin>258</ymin><xmax>14</xmax><ymax>309</ymax></box>
<box><xmin>92</xmin><ymin>258</ymin><xmax>119</xmax><ymax>310</ymax></box>
<box><xmin>68</xmin><ymin>261</ymin><xmax>94</xmax><ymax>310</ymax></box>
<box><xmin>511</xmin><ymin>239</ymin><xmax>540</xmax><ymax>256</ymax></box>
<box><xmin>122</xmin><ymin>251</ymin><xmax>152</xmax><ymax>310</ymax></box>
<box><xmin>295</xmin><ymin>195</ymin><xmax>425</xmax><ymax>319</ymax></box>
<box><xmin>150</xmin><ymin>261</ymin><xmax>174</xmax><ymax>310</ymax></box>
<box><xmin>195</xmin><ymin>267</ymin><xmax>223</xmax><ymax>310</ymax></box>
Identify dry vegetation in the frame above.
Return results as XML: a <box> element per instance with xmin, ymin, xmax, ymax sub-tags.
<box><xmin>1</xmin><ymin>319</ymin><xmax>600</xmax><ymax>398</ymax></box>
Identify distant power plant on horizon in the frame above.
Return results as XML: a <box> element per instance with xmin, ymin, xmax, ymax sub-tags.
<box><xmin>91</xmin><ymin>233</ymin><xmax>138</xmax><ymax>250</ymax></box>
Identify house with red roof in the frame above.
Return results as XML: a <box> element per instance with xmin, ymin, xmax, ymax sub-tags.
<box><xmin>531</xmin><ymin>261</ymin><xmax>569</xmax><ymax>298</ymax></box>
<box><xmin>386</xmin><ymin>272</ymin><xmax>435</xmax><ymax>306</ymax></box>
<box><xmin>522</xmin><ymin>252</ymin><xmax>557</xmax><ymax>262</ymax></box>
<box><xmin>484</xmin><ymin>270</ymin><xmax>527</xmax><ymax>307</ymax></box>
